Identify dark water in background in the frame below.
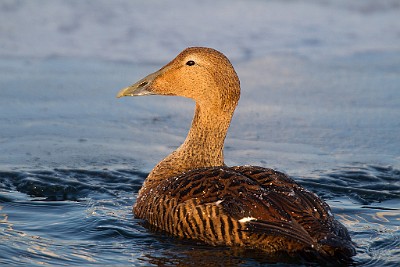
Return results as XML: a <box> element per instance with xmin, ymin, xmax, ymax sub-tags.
<box><xmin>1</xmin><ymin>0</ymin><xmax>400</xmax><ymax>266</ymax></box>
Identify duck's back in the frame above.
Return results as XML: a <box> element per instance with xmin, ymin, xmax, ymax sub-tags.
<box><xmin>134</xmin><ymin>165</ymin><xmax>355</xmax><ymax>259</ymax></box>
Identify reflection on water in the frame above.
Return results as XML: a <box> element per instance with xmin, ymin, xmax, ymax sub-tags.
<box><xmin>301</xmin><ymin>165</ymin><xmax>400</xmax><ymax>266</ymax></box>
<box><xmin>0</xmin><ymin>165</ymin><xmax>399</xmax><ymax>266</ymax></box>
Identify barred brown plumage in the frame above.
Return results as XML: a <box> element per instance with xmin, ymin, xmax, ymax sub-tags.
<box><xmin>117</xmin><ymin>47</ymin><xmax>356</xmax><ymax>261</ymax></box>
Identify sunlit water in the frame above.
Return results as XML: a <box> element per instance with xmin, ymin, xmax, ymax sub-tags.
<box><xmin>0</xmin><ymin>165</ymin><xmax>399</xmax><ymax>266</ymax></box>
<box><xmin>1</xmin><ymin>0</ymin><xmax>400</xmax><ymax>266</ymax></box>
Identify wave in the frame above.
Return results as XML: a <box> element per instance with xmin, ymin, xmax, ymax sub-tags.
<box><xmin>0</xmin><ymin>168</ymin><xmax>147</xmax><ymax>202</ymax></box>
<box><xmin>299</xmin><ymin>165</ymin><xmax>400</xmax><ymax>205</ymax></box>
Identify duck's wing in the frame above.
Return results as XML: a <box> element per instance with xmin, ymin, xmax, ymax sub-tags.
<box><xmin>229</xmin><ymin>165</ymin><xmax>354</xmax><ymax>256</ymax></box>
<box><xmin>231</xmin><ymin>165</ymin><xmax>298</xmax><ymax>187</ymax></box>
<box><xmin>230</xmin><ymin>166</ymin><xmax>334</xmax><ymax>226</ymax></box>
<box><xmin>165</xmin><ymin>166</ymin><xmax>334</xmax><ymax>235</ymax></box>
<box><xmin>135</xmin><ymin>166</ymin><xmax>353</xmax><ymax>256</ymax></box>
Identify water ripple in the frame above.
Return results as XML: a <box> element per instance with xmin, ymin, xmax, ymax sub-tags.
<box><xmin>0</xmin><ymin>168</ymin><xmax>147</xmax><ymax>202</ymax></box>
<box><xmin>1</xmin><ymin>165</ymin><xmax>399</xmax><ymax>266</ymax></box>
<box><xmin>300</xmin><ymin>165</ymin><xmax>400</xmax><ymax>205</ymax></box>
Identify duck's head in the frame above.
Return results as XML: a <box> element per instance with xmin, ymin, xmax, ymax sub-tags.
<box><xmin>117</xmin><ymin>47</ymin><xmax>240</xmax><ymax>110</ymax></box>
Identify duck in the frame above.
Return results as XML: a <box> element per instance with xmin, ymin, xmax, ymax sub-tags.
<box><xmin>117</xmin><ymin>47</ymin><xmax>355</xmax><ymax>260</ymax></box>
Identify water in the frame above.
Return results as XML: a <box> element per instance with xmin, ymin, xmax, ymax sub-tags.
<box><xmin>1</xmin><ymin>0</ymin><xmax>399</xmax><ymax>266</ymax></box>
<box><xmin>0</xmin><ymin>166</ymin><xmax>399</xmax><ymax>266</ymax></box>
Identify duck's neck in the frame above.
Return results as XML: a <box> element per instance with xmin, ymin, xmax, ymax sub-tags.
<box><xmin>145</xmin><ymin>102</ymin><xmax>235</xmax><ymax>187</ymax></box>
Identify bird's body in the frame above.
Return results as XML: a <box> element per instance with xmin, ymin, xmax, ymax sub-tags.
<box><xmin>117</xmin><ymin>47</ymin><xmax>355</xmax><ymax>260</ymax></box>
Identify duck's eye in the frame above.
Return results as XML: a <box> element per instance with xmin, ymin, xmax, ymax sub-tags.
<box><xmin>186</xmin><ymin>60</ymin><xmax>195</xmax><ymax>66</ymax></box>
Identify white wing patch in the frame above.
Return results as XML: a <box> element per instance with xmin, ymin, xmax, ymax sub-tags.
<box><xmin>214</xmin><ymin>200</ymin><xmax>223</xmax><ymax>205</ymax></box>
<box><xmin>238</xmin><ymin>217</ymin><xmax>256</xmax><ymax>223</ymax></box>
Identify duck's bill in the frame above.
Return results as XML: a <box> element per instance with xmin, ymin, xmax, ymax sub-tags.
<box><xmin>117</xmin><ymin>84</ymin><xmax>152</xmax><ymax>98</ymax></box>
<box><xmin>116</xmin><ymin>71</ymin><xmax>159</xmax><ymax>98</ymax></box>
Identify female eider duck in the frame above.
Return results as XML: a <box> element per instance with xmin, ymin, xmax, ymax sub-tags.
<box><xmin>117</xmin><ymin>47</ymin><xmax>355</xmax><ymax>259</ymax></box>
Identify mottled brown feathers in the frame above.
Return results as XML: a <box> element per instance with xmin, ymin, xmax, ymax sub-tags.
<box><xmin>118</xmin><ymin>47</ymin><xmax>355</xmax><ymax>259</ymax></box>
<box><xmin>134</xmin><ymin>166</ymin><xmax>355</xmax><ymax>257</ymax></box>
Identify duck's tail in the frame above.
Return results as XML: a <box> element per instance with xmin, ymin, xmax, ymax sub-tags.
<box><xmin>316</xmin><ymin>233</ymin><xmax>356</xmax><ymax>261</ymax></box>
